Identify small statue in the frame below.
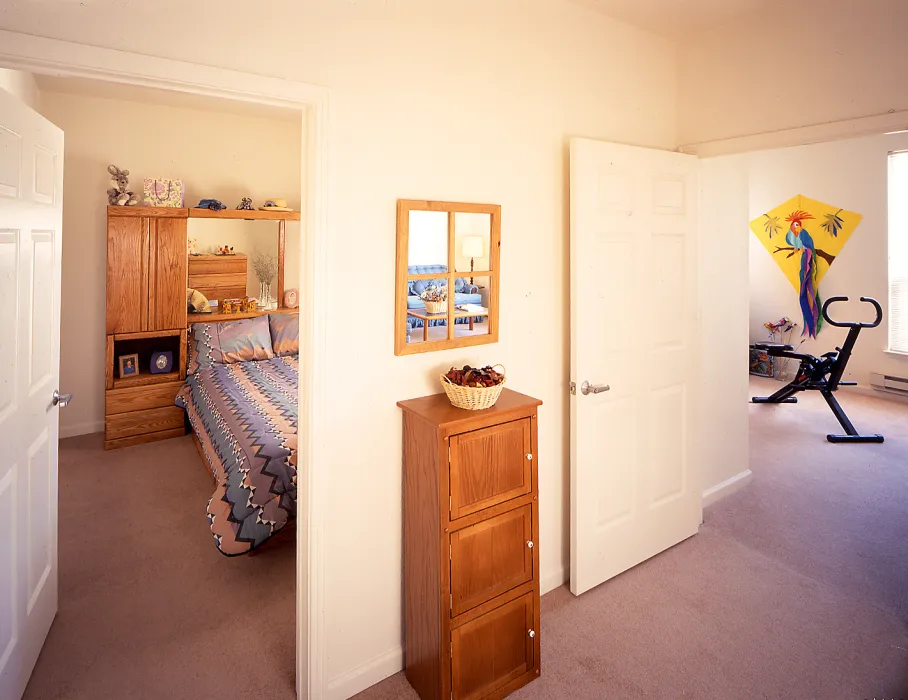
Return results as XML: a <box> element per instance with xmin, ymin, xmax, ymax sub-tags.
<box><xmin>196</xmin><ymin>198</ymin><xmax>227</xmax><ymax>211</ymax></box>
<box><xmin>236</xmin><ymin>197</ymin><xmax>254</xmax><ymax>210</ymax></box>
<box><xmin>107</xmin><ymin>165</ymin><xmax>139</xmax><ymax>206</ymax></box>
<box><xmin>216</xmin><ymin>245</ymin><xmax>235</xmax><ymax>256</ymax></box>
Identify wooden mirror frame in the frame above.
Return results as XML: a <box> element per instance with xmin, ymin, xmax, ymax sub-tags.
<box><xmin>395</xmin><ymin>199</ymin><xmax>501</xmax><ymax>356</ymax></box>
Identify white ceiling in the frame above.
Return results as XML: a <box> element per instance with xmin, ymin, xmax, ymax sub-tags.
<box><xmin>34</xmin><ymin>75</ymin><xmax>301</xmax><ymax>122</ymax></box>
<box><xmin>566</xmin><ymin>0</ymin><xmax>767</xmax><ymax>38</ymax></box>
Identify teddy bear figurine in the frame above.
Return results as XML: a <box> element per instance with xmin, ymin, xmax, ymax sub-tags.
<box><xmin>107</xmin><ymin>165</ymin><xmax>139</xmax><ymax>206</ymax></box>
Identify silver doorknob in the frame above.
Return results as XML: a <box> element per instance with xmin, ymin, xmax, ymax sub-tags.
<box><xmin>525</xmin><ymin>453</ymin><xmax>532</xmax><ymax>461</ymax></box>
<box><xmin>580</xmin><ymin>381</ymin><xmax>610</xmax><ymax>396</ymax></box>
<box><xmin>52</xmin><ymin>390</ymin><xmax>72</xmax><ymax>407</ymax></box>
<box><xmin>526</xmin><ymin>540</ymin><xmax>534</xmax><ymax>549</ymax></box>
<box><xmin>528</xmin><ymin>629</ymin><xmax>535</xmax><ymax>638</ymax></box>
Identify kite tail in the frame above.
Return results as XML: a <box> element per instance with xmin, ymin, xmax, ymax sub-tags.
<box><xmin>799</xmin><ymin>249</ymin><xmax>820</xmax><ymax>338</ymax></box>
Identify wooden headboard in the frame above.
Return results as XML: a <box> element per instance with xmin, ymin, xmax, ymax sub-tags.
<box><xmin>188</xmin><ymin>253</ymin><xmax>247</xmax><ymax>303</ymax></box>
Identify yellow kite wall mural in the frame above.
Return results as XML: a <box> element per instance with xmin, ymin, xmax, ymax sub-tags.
<box><xmin>749</xmin><ymin>194</ymin><xmax>862</xmax><ymax>338</ymax></box>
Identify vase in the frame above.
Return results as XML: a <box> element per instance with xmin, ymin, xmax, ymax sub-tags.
<box><xmin>259</xmin><ymin>281</ymin><xmax>274</xmax><ymax>310</ymax></box>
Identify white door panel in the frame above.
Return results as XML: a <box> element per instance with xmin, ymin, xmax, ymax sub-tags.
<box><xmin>570</xmin><ymin>139</ymin><xmax>700</xmax><ymax>596</ymax></box>
<box><xmin>0</xmin><ymin>87</ymin><xmax>64</xmax><ymax>700</ymax></box>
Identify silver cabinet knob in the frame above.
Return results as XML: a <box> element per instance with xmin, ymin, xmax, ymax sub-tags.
<box><xmin>528</xmin><ymin>629</ymin><xmax>535</xmax><ymax>638</ymax></box>
<box><xmin>525</xmin><ymin>453</ymin><xmax>532</xmax><ymax>461</ymax></box>
<box><xmin>526</xmin><ymin>540</ymin><xmax>534</xmax><ymax>549</ymax></box>
<box><xmin>52</xmin><ymin>390</ymin><xmax>72</xmax><ymax>407</ymax></box>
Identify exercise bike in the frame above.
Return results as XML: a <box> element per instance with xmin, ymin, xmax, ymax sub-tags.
<box><xmin>751</xmin><ymin>296</ymin><xmax>884</xmax><ymax>444</ymax></box>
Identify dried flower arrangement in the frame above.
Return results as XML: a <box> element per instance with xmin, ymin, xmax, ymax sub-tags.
<box><xmin>420</xmin><ymin>285</ymin><xmax>447</xmax><ymax>314</ymax></box>
<box><xmin>251</xmin><ymin>250</ymin><xmax>277</xmax><ymax>285</ymax></box>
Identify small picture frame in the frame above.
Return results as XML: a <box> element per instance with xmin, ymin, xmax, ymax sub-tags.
<box><xmin>118</xmin><ymin>353</ymin><xmax>140</xmax><ymax>379</ymax></box>
<box><xmin>749</xmin><ymin>347</ymin><xmax>774</xmax><ymax>378</ymax></box>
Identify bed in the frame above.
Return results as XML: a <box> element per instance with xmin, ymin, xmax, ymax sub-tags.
<box><xmin>176</xmin><ymin>313</ymin><xmax>299</xmax><ymax>555</ymax></box>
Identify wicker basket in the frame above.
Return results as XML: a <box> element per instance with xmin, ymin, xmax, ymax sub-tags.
<box><xmin>440</xmin><ymin>365</ymin><xmax>506</xmax><ymax>410</ymax></box>
<box><xmin>423</xmin><ymin>300</ymin><xmax>446</xmax><ymax>314</ymax></box>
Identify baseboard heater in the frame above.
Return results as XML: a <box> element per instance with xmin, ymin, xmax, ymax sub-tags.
<box><xmin>870</xmin><ymin>372</ymin><xmax>908</xmax><ymax>395</ymax></box>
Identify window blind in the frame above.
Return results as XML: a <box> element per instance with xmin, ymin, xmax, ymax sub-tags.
<box><xmin>889</xmin><ymin>151</ymin><xmax>908</xmax><ymax>353</ymax></box>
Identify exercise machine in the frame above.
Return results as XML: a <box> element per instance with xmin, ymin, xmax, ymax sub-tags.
<box><xmin>751</xmin><ymin>296</ymin><xmax>884</xmax><ymax>444</ymax></box>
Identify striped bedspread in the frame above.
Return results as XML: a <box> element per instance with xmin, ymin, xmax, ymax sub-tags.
<box><xmin>175</xmin><ymin>355</ymin><xmax>298</xmax><ymax>555</ymax></box>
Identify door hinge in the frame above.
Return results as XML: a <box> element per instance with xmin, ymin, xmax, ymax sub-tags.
<box><xmin>569</xmin><ymin>381</ymin><xmax>576</xmax><ymax>395</ymax></box>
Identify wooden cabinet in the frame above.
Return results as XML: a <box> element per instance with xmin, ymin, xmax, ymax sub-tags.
<box><xmin>105</xmin><ymin>207</ymin><xmax>189</xmax><ymax>450</ymax></box>
<box><xmin>398</xmin><ymin>389</ymin><xmax>542</xmax><ymax>700</ymax></box>
<box><xmin>188</xmin><ymin>253</ymin><xmax>248</xmax><ymax>303</ymax></box>
<box><xmin>106</xmin><ymin>207</ymin><xmax>188</xmax><ymax>334</ymax></box>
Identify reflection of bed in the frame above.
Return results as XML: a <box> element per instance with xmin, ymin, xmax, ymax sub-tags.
<box><xmin>176</xmin><ymin>315</ymin><xmax>298</xmax><ymax>555</ymax></box>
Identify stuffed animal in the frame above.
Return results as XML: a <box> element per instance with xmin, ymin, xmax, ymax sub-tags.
<box><xmin>187</xmin><ymin>288</ymin><xmax>212</xmax><ymax>314</ymax></box>
<box><xmin>107</xmin><ymin>165</ymin><xmax>139</xmax><ymax>206</ymax></box>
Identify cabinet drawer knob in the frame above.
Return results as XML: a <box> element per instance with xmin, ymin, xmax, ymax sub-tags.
<box><xmin>528</xmin><ymin>629</ymin><xmax>536</xmax><ymax>638</ymax></box>
<box><xmin>526</xmin><ymin>540</ymin><xmax>534</xmax><ymax>549</ymax></box>
<box><xmin>525</xmin><ymin>453</ymin><xmax>533</xmax><ymax>461</ymax></box>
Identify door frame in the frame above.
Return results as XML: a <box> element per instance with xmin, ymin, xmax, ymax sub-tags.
<box><xmin>0</xmin><ymin>30</ymin><xmax>330</xmax><ymax>700</ymax></box>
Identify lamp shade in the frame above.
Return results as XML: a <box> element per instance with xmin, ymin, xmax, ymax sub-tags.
<box><xmin>461</xmin><ymin>236</ymin><xmax>484</xmax><ymax>257</ymax></box>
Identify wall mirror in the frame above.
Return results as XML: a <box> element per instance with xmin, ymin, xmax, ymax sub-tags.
<box><xmin>395</xmin><ymin>200</ymin><xmax>500</xmax><ymax>355</ymax></box>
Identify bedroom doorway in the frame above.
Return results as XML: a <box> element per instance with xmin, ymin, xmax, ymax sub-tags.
<box><xmin>0</xmin><ymin>34</ymin><xmax>328</xmax><ymax>700</ymax></box>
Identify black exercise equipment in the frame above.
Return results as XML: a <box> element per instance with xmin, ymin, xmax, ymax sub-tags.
<box><xmin>751</xmin><ymin>296</ymin><xmax>884</xmax><ymax>444</ymax></box>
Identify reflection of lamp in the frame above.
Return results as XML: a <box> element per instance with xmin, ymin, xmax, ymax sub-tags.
<box><xmin>461</xmin><ymin>236</ymin><xmax>484</xmax><ymax>284</ymax></box>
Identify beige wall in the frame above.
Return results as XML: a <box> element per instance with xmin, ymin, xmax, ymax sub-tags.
<box><xmin>677</xmin><ymin>0</ymin><xmax>908</xmax><ymax>145</ymax></box>
<box><xmin>0</xmin><ymin>68</ymin><xmax>40</xmax><ymax>111</ymax></box>
<box><xmin>37</xmin><ymin>89</ymin><xmax>302</xmax><ymax>438</ymax></box>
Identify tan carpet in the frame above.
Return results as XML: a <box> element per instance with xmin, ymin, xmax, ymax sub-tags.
<box><xmin>354</xmin><ymin>379</ymin><xmax>908</xmax><ymax>700</ymax></box>
<box><xmin>23</xmin><ymin>433</ymin><xmax>296</xmax><ymax>700</ymax></box>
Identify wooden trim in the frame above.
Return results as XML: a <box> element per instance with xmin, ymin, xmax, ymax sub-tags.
<box><xmin>104</xmin><ymin>427</ymin><xmax>186</xmax><ymax>451</ymax></box>
<box><xmin>112</xmin><ymin>370</ymin><xmax>180</xmax><ymax>390</ymax></box>
<box><xmin>188</xmin><ymin>208</ymin><xmax>300</xmax><ymax>221</ymax></box>
<box><xmin>447</xmin><ymin>211</ymin><xmax>455</xmax><ymax>341</ymax></box>
<box><xmin>277</xmin><ymin>218</ymin><xmax>286</xmax><ymax>305</ymax></box>
<box><xmin>140</xmin><ymin>217</ymin><xmax>150</xmax><ymax>331</ymax></box>
<box><xmin>107</xmin><ymin>205</ymin><xmax>188</xmax><ymax>218</ymax></box>
<box><xmin>187</xmin><ymin>307</ymin><xmax>298</xmax><ymax>324</ymax></box>
<box><xmin>397</xmin><ymin>199</ymin><xmax>500</xmax><ymax>215</ymax></box>
<box><xmin>105</xmin><ymin>335</ymin><xmax>114</xmax><ymax>390</ymax></box>
<box><xmin>179</xmin><ymin>329</ymin><xmax>188</xmax><ymax>380</ymax></box>
<box><xmin>113</xmin><ymin>329</ymin><xmax>182</xmax><ymax>341</ymax></box>
<box><xmin>394</xmin><ymin>199</ymin><xmax>410</xmax><ymax>356</ymax></box>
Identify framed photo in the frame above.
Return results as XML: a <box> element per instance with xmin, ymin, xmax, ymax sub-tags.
<box><xmin>749</xmin><ymin>347</ymin><xmax>774</xmax><ymax>378</ymax></box>
<box><xmin>118</xmin><ymin>353</ymin><xmax>140</xmax><ymax>379</ymax></box>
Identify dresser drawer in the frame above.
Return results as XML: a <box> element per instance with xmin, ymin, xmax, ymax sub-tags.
<box><xmin>451</xmin><ymin>592</ymin><xmax>536</xmax><ymax>700</ymax></box>
<box><xmin>449</xmin><ymin>418</ymin><xmax>532</xmax><ymax>519</ymax></box>
<box><xmin>105</xmin><ymin>381</ymin><xmax>183</xmax><ymax>415</ymax></box>
<box><xmin>450</xmin><ymin>504</ymin><xmax>534</xmax><ymax>616</ymax></box>
<box><xmin>105</xmin><ymin>406</ymin><xmax>185</xmax><ymax>440</ymax></box>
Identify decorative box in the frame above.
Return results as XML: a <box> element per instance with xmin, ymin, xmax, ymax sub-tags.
<box><xmin>221</xmin><ymin>298</ymin><xmax>243</xmax><ymax>315</ymax></box>
<box><xmin>144</xmin><ymin>177</ymin><xmax>185</xmax><ymax>207</ymax></box>
<box><xmin>241</xmin><ymin>297</ymin><xmax>258</xmax><ymax>313</ymax></box>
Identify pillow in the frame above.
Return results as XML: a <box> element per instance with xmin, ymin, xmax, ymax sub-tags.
<box><xmin>188</xmin><ymin>316</ymin><xmax>274</xmax><ymax>374</ymax></box>
<box><xmin>269</xmin><ymin>314</ymin><xmax>299</xmax><ymax>357</ymax></box>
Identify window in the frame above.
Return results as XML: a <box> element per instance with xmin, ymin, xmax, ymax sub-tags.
<box><xmin>889</xmin><ymin>151</ymin><xmax>908</xmax><ymax>353</ymax></box>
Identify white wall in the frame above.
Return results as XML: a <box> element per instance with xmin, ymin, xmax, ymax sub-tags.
<box><xmin>37</xmin><ymin>89</ymin><xmax>302</xmax><ymax>438</ymax></box>
<box><xmin>0</xmin><ymin>68</ymin><xmax>40</xmax><ymax>111</ymax></box>
<box><xmin>677</xmin><ymin>0</ymin><xmax>908</xmax><ymax>145</ymax></box>
<box><xmin>0</xmin><ymin>3</ymin><xmax>704</xmax><ymax>696</ymax></box>
<box><xmin>747</xmin><ymin>133</ymin><xmax>908</xmax><ymax>387</ymax></box>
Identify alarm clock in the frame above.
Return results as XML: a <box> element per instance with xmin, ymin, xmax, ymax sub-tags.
<box><xmin>150</xmin><ymin>350</ymin><xmax>174</xmax><ymax>374</ymax></box>
<box><xmin>283</xmin><ymin>288</ymin><xmax>299</xmax><ymax>309</ymax></box>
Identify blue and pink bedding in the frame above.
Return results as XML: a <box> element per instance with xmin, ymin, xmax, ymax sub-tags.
<box><xmin>177</xmin><ymin>316</ymin><xmax>298</xmax><ymax>555</ymax></box>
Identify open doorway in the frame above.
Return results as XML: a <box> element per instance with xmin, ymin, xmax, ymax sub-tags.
<box><xmin>0</xmin><ymin>61</ymin><xmax>320</xmax><ymax>700</ymax></box>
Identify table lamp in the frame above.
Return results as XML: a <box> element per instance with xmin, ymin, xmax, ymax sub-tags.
<box><xmin>461</xmin><ymin>236</ymin><xmax>484</xmax><ymax>284</ymax></box>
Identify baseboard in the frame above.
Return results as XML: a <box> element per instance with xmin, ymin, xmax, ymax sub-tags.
<box><xmin>702</xmin><ymin>469</ymin><xmax>753</xmax><ymax>508</ymax></box>
<box><xmin>60</xmin><ymin>420</ymin><xmax>103</xmax><ymax>439</ymax></box>
<box><xmin>325</xmin><ymin>644</ymin><xmax>403</xmax><ymax>700</ymax></box>
<box><xmin>541</xmin><ymin>566</ymin><xmax>568</xmax><ymax>594</ymax></box>
<box><xmin>847</xmin><ymin>384</ymin><xmax>908</xmax><ymax>406</ymax></box>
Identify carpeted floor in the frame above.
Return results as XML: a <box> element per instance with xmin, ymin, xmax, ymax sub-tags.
<box><xmin>23</xmin><ymin>433</ymin><xmax>296</xmax><ymax>700</ymax></box>
<box><xmin>354</xmin><ymin>379</ymin><xmax>908</xmax><ymax>700</ymax></box>
<box><xmin>24</xmin><ymin>382</ymin><xmax>908</xmax><ymax>699</ymax></box>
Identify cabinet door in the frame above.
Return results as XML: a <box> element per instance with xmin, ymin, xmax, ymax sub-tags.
<box><xmin>150</xmin><ymin>217</ymin><xmax>187</xmax><ymax>330</ymax></box>
<box><xmin>449</xmin><ymin>419</ymin><xmax>532</xmax><ymax>519</ymax></box>
<box><xmin>451</xmin><ymin>593</ymin><xmax>535</xmax><ymax>700</ymax></box>
<box><xmin>106</xmin><ymin>216</ymin><xmax>149</xmax><ymax>334</ymax></box>
<box><xmin>450</xmin><ymin>505</ymin><xmax>534</xmax><ymax>616</ymax></box>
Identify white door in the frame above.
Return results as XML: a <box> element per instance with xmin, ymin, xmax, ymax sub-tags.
<box><xmin>569</xmin><ymin>138</ymin><xmax>701</xmax><ymax>596</ymax></box>
<box><xmin>0</xmin><ymin>87</ymin><xmax>65</xmax><ymax>698</ymax></box>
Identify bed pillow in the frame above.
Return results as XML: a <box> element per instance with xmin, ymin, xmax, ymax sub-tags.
<box><xmin>269</xmin><ymin>313</ymin><xmax>299</xmax><ymax>357</ymax></box>
<box><xmin>188</xmin><ymin>316</ymin><xmax>275</xmax><ymax>373</ymax></box>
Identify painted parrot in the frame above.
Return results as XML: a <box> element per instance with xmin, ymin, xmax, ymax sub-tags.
<box><xmin>784</xmin><ymin>210</ymin><xmax>822</xmax><ymax>338</ymax></box>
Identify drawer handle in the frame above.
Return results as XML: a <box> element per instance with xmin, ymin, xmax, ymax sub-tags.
<box><xmin>528</xmin><ymin>629</ymin><xmax>535</xmax><ymax>638</ymax></box>
<box><xmin>526</xmin><ymin>540</ymin><xmax>534</xmax><ymax>549</ymax></box>
<box><xmin>525</xmin><ymin>453</ymin><xmax>532</xmax><ymax>461</ymax></box>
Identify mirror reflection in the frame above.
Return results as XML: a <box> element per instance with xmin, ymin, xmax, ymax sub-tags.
<box><xmin>407</xmin><ymin>210</ymin><xmax>448</xmax><ymax>268</ymax></box>
<box><xmin>454</xmin><ymin>213</ymin><xmax>491</xmax><ymax>275</ymax></box>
